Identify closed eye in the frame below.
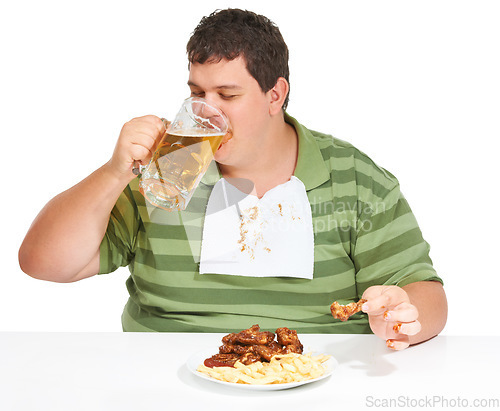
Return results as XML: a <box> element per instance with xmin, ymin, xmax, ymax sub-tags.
<box><xmin>190</xmin><ymin>90</ymin><xmax>205</xmax><ymax>97</ymax></box>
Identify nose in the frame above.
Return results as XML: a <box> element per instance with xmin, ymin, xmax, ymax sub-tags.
<box><xmin>190</xmin><ymin>98</ymin><xmax>229</xmax><ymax>132</ymax></box>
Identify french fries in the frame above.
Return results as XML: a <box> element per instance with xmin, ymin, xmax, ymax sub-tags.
<box><xmin>197</xmin><ymin>352</ymin><xmax>331</xmax><ymax>385</ymax></box>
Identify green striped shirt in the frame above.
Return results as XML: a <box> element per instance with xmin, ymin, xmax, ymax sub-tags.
<box><xmin>99</xmin><ymin>113</ymin><xmax>442</xmax><ymax>333</ymax></box>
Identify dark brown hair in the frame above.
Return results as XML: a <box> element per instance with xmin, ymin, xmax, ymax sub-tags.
<box><xmin>187</xmin><ymin>9</ymin><xmax>290</xmax><ymax>109</ymax></box>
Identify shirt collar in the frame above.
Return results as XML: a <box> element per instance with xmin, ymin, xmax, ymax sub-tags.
<box><xmin>201</xmin><ymin>113</ymin><xmax>330</xmax><ymax>191</ymax></box>
<box><xmin>286</xmin><ymin>113</ymin><xmax>330</xmax><ymax>191</ymax></box>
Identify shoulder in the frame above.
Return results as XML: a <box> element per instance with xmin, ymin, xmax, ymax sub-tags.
<box><xmin>309</xmin><ymin>127</ymin><xmax>399</xmax><ymax>197</ymax></box>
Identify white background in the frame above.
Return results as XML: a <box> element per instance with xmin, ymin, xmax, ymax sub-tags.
<box><xmin>1</xmin><ymin>0</ymin><xmax>499</xmax><ymax>334</ymax></box>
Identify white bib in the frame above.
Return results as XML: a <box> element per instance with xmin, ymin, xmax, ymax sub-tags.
<box><xmin>199</xmin><ymin>176</ymin><xmax>314</xmax><ymax>278</ymax></box>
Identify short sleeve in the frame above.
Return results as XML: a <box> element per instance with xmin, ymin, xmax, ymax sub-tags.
<box><xmin>353</xmin><ymin>184</ymin><xmax>443</xmax><ymax>297</ymax></box>
<box><xmin>99</xmin><ymin>185</ymin><xmax>140</xmax><ymax>274</ymax></box>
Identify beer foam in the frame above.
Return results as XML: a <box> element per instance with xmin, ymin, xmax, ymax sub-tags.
<box><xmin>169</xmin><ymin>127</ymin><xmax>225</xmax><ymax>137</ymax></box>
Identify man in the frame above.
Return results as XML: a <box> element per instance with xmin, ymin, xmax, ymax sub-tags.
<box><xmin>19</xmin><ymin>9</ymin><xmax>447</xmax><ymax>350</ymax></box>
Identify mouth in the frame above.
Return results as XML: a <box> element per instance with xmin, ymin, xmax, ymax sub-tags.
<box><xmin>217</xmin><ymin>141</ymin><xmax>228</xmax><ymax>151</ymax></box>
<box><xmin>217</xmin><ymin>131</ymin><xmax>233</xmax><ymax>151</ymax></box>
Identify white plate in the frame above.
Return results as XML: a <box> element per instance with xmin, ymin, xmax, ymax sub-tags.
<box><xmin>186</xmin><ymin>348</ymin><xmax>338</xmax><ymax>391</ymax></box>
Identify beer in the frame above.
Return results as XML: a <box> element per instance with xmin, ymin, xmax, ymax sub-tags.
<box><xmin>137</xmin><ymin>97</ymin><xmax>231</xmax><ymax>211</ymax></box>
<box><xmin>139</xmin><ymin>129</ymin><xmax>225</xmax><ymax>210</ymax></box>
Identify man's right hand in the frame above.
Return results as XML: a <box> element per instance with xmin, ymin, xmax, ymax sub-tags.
<box><xmin>106</xmin><ymin>115</ymin><xmax>166</xmax><ymax>179</ymax></box>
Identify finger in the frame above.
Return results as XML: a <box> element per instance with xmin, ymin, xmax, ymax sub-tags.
<box><xmin>156</xmin><ymin>118</ymin><xmax>169</xmax><ymax>143</ymax></box>
<box><xmin>386</xmin><ymin>338</ymin><xmax>410</xmax><ymax>351</ymax></box>
<box><xmin>128</xmin><ymin>131</ymin><xmax>158</xmax><ymax>149</ymax></box>
<box><xmin>135</xmin><ymin>114</ymin><xmax>166</xmax><ymax>133</ymax></box>
<box><xmin>155</xmin><ymin>117</ymin><xmax>168</xmax><ymax>140</ymax></box>
<box><xmin>393</xmin><ymin>320</ymin><xmax>422</xmax><ymax>336</ymax></box>
<box><xmin>362</xmin><ymin>293</ymin><xmax>391</xmax><ymax>315</ymax></box>
<box><xmin>126</xmin><ymin>116</ymin><xmax>166</xmax><ymax>146</ymax></box>
<box><xmin>362</xmin><ymin>286</ymin><xmax>409</xmax><ymax>315</ymax></box>
<box><xmin>383</xmin><ymin>302</ymin><xmax>419</xmax><ymax>323</ymax></box>
<box><xmin>361</xmin><ymin>285</ymin><xmax>385</xmax><ymax>300</ymax></box>
<box><xmin>144</xmin><ymin>115</ymin><xmax>168</xmax><ymax>141</ymax></box>
<box><xmin>130</xmin><ymin>143</ymin><xmax>153</xmax><ymax>164</ymax></box>
<box><xmin>149</xmin><ymin>118</ymin><xmax>168</xmax><ymax>151</ymax></box>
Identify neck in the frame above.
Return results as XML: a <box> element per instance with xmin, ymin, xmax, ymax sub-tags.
<box><xmin>220</xmin><ymin>116</ymin><xmax>298</xmax><ymax>198</ymax></box>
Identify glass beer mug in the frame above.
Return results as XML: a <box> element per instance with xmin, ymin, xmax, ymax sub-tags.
<box><xmin>135</xmin><ymin>97</ymin><xmax>231</xmax><ymax>211</ymax></box>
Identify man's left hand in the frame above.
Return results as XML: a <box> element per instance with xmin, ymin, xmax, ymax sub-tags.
<box><xmin>362</xmin><ymin>285</ymin><xmax>422</xmax><ymax>350</ymax></box>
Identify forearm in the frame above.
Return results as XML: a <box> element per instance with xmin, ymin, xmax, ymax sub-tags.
<box><xmin>402</xmin><ymin>281</ymin><xmax>448</xmax><ymax>345</ymax></box>
<box><xmin>19</xmin><ymin>162</ymin><xmax>133</xmax><ymax>282</ymax></box>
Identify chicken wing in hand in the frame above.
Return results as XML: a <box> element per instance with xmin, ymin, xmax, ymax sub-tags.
<box><xmin>330</xmin><ymin>299</ymin><xmax>367</xmax><ymax>321</ymax></box>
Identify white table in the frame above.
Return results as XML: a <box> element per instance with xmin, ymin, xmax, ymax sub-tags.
<box><xmin>0</xmin><ymin>333</ymin><xmax>498</xmax><ymax>410</ymax></box>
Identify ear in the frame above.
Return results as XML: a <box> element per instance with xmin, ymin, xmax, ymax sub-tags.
<box><xmin>268</xmin><ymin>77</ymin><xmax>289</xmax><ymax>116</ymax></box>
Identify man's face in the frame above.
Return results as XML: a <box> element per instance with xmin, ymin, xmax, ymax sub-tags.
<box><xmin>188</xmin><ymin>56</ymin><xmax>273</xmax><ymax>169</ymax></box>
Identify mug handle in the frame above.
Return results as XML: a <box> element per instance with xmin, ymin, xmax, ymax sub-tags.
<box><xmin>131</xmin><ymin>118</ymin><xmax>170</xmax><ymax>176</ymax></box>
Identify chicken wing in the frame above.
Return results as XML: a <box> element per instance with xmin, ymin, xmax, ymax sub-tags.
<box><xmin>276</xmin><ymin>327</ymin><xmax>303</xmax><ymax>353</ymax></box>
<box><xmin>252</xmin><ymin>341</ymin><xmax>284</xmax><ymax>361</ymax></box>
<box><xmin>222</xmin><ymin>324</ymin><xmax>275</xmax><ymax>345</ymax></box>
<box><xmin>330</xmin><ymin>299</ymin><xmax>367</xmax><ymax>321</ymax></box>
